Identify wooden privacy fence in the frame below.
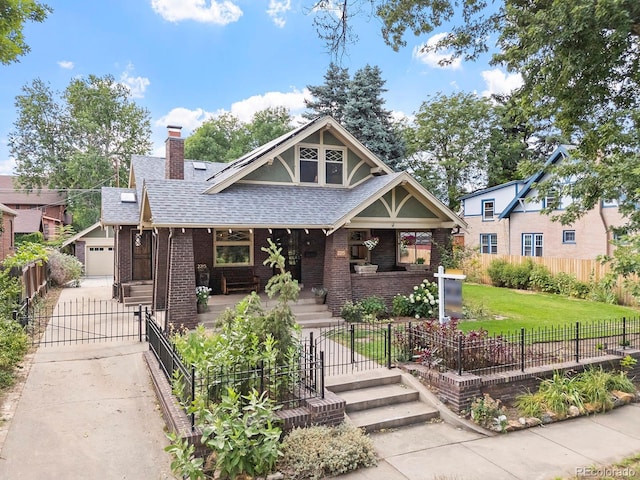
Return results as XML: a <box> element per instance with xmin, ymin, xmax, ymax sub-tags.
<box><xmin>475</xmin><ymin>254</ymin><xmax>637</xmax><ymax>305</ymax></box>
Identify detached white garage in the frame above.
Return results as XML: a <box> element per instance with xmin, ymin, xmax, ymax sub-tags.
<box><xmin>62</xmin><ymin>223</ymin><xmax>115</xmax><ymax>277</ymax></box>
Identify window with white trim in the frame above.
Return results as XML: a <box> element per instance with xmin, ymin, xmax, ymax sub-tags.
<box><xmin>522</xmin><ymin>233</ymin><xmax>543</xmax><ymax>257</ymax></box>
<box><xmin>299</xmin><ymin>147</ymin><xmax>319</xmax><ymax>183</ymax></box>
<box><xmin>398</xmin><ymin>231</ymin><xmax>432</xmax><ymax>264</ymax></box>
<box><xmin>214</xmin><ymin>230</ymin><xmax>253</xmax><ymax>266</ymax></box>
<box><xmin>482</xmin><ymin>200</ymin><xmax>495</xmax><ymax>221</ymax></box>
<box><xmin>480</xmin><ymin>233</ymin><xmax>497</xmax><ymax>254</ymax></box>
<box><xmin>562</xmin><ymin>230</ymin><xmax>576</xmax><ymax>244</ymax></box>
<box><xmin>298</xmin><ymin>145</ymin><xmax>346</xmax><ymax>186</ymax></box>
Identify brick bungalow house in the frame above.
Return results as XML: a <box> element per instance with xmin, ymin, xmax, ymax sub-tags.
<box><xmin>101</xmin><ymin>116</ymin><xmax>465</xmax><ymax>328</ymax></box>
<box><xmin>0</xmin><ymin>202</ymin><xmax>17</xmax><ymax>262</ymax></box>
<box><xmin>460</xmin><ymin>146</ymin><xmax>625</xmax><ymax>259</ymax></box>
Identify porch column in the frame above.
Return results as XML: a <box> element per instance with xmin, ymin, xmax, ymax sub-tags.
<box><xmin>323</xmin><ymin>227</ymin><xmax>352</xmax><ymax>316</ymax></box>
<box><xmin>153</xmin><ymin>228</ymin><xmax>170</xmax><ymax>312</ymax></box>
<box><xmin>431</xmin><ymin>228</ymin><xmax>450</xmax><ymax>270</ymax></box>
<box><xmin>167</xmin><ymin>228</ymin><xmax>197</xmax><ymax>329</ymax></box>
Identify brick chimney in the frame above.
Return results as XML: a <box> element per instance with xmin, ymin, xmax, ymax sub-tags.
<box><xmin>165</xmin><ymin>125</ymin><xmax>184</xmax><ymax>180</ymax></box>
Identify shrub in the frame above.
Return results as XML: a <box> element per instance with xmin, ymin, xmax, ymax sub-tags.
<box><xmin>487</xmin><ymin>259</ymin><xmax>509</xmax><ymax>287</ymax></box>
<box><xmin>588</xmin><ymin>274</ymin><xmax>618</xmax><ymax>304</ymax></box>
<box><xmin>47</xmin><ymin>249</ymin><xmax>82</xmax><ymax>286</ymax></box>
<box><xmin>198</xmin><ymin>389</ymin><xmax>281</xmax><ymax>479</ymax></box>
<box><xmin>340</xmin><ymin>301</ymin><xmax>364</xmax><ymax>323</ymax></box>
<box><xmin>514</xmin><ymin>391</ymin><xmax>544</xmax><ymax>418</ymax></box>
<box><xmin>0</xmin><ymin>319</ymin><xmax>29</xmax><ymax>389</ymax></box>
<box><xmin>529</xmin><ymin>264</ymin><xmax>558</xmax><ymax>293</ymax></box>
<box><xmin>537</xmin><ymin>371</ymin><xmax>584</xmax><ymax>417</ymax></box>
<box><xmin>358</xmin><ymin>295</ymin><xmax>387</xmax><ymax>319</ymax></box>
<box><xmin>391</xmin><ymin>294</ymin><xmax>412</xmax><ymax>317</ymax></box>
<box><xmin>470</xmin><ymin>394</ymin><xmax>506</xmax><ymax>429</ymax></box>
<box><xmin>279</xmin><ymin>423</ymin><xmax>376</xmax><ymax>479</ymax></box>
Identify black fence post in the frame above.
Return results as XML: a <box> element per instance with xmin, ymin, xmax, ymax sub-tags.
<box><xmin>350</xmin><ymin>323</ymin><xmax>355</xmax><ymax>365</ymax></box>
<box><xmin>520</xmin><ymin>328</ymin><xmax>525</xmax><ymax>372</ymax></box>
<box><xmin>623</xmin><ymin>317</ymin><xmax>627</xmax><ymax>350</ymax></box>
<box><xmin>139</xmin><ymin>305</ymin><xmax>144</xmax><ymax>342</ymax></box>
<box><xmin>190</xmin><ymin>365</ymin><xmax>196</xmax><ymax>431</ymax></box>
<box><xmin>259</xmin><ymin>360</ymin><xmax>265</xmax><ymax>394</ymax></box>
<box><xmin>575</xmin><ymin>322</ymin><xmax>580</xmax><ymax>363</ymax></box>
<box><xmin>408</xmin><ymin>322</ymin><xmax>413</xmax><ymax>360</ymax></box>
<box><xmin>320</xmin><ymin>351</ymin><xmax>325</xmax><ymax>399</ymax></box>
<box><xmin>387</xmin><ymin>323</ymin><xmax>392</xmax><ymax>369</ymax></box>
<box><xmin>457</xmin><ymin>335</ymin><xmax>463</xmax><ymax>376</ymax></box>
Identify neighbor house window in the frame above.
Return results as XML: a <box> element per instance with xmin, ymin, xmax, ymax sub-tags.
<box><xmin>214</xmin><ymin>230</ymin><xmax>253</xmax><ymax>266</ymax></box>
<box><xmin>602</xmin><ymin>199</ymin><xmax>618</xmax><ymax>208</ymax></box>
<box><xmin>349</xmin><ymin>230</ymin><xmax>370</xmax><ymax>264</ymax></box>
<box><xmin>482</xmin><ymin>200</ymin><xmax>495</xmax><ymax>221</ymax></box>
<box><xmin>398</xmin><ymin>231</ymin><xmax>432</xmax><ymax>264</ymax></box>
<box><xmin>543</xmin><ymin>189</ymin><xmax>557</xmax><ymax>210</ymax></box>
<box><xmin>562</xmin><ymin>230</ymin><xmax>576</xmax><ymax>244</ymax></box>
<box><xmin>299</xmin><ymin>147</ymin><xmax>319</xmax><ymax>183</ymax></box>
<box><xmin>480</xmin><ymin>233</ymin><xmax>497</xmax><ymax>254</ymax></box>
<box><xmin>522</xmin><ymin>233</ymin><xmax>543</xmax><ymax>257</ymax></box>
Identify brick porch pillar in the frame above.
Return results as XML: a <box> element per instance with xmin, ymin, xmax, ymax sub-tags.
<box><xmin>153</xmin><ymin>228</ymin><xmax>170</xmax><ymax>312</ymax></box>
<box><xmin>167</xmin><ymin>228</ymin><xmax>197</xmax><ymax>329</ymax></box>
<box><xmin>323</xmin><ymin>228</ymin><xmax>352</xmax><ymax>316</ymax></box>
<box><xmin>431</xmin><ymin>228</ymin><xmax>451</xmax><ymax>271</ymax></box>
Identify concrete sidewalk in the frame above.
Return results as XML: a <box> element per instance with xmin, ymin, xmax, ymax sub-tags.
<box><xmin>0</xmin><ymin>277</ymin><xmax>174</xmax><ymax>479</ymax></box>
<box><xmin>339</xmin><ymin>402</ymin><xmax>640</xmax><ymax>480</ymax></box>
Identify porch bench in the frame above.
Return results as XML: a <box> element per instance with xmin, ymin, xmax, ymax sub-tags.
<box><xmin>221</xmin><ymin>268</ymin><xmax>260</xmax><ymax>295</ymax></box>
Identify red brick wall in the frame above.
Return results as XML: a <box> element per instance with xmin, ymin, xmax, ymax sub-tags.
<box><xmin>430</xmin><ymin>228</ymin><xmax>450</xmax><ymax>270</ymax></box>
<box><xmin>369</xmin><ymin>229</ymin><xmax>398</xmax><ymax>271</ymax></box>
<box><xmin>323</xmin><ymin>228</ymin><xmax>352</xmax><ymax>315</ymax></box>
<box><xmin>167</xmin><ymin>228</ymin><xmax>197</xmax><ymax>328</ymax></box>
<box><xmin>165</xmin><ymin>136</ymin><xmax>184</xmax><ymax>180</ymax></box>
<box><xmin>300</xmin><ymin>230</ymin><xmax>325</xmax><ymax>289</ymax></box>
<box><xmin>116</xmin><ymin>226</ymin><xmax>133</xmax><ymax>286</ymax></box>
<box><xmin>76</xmin><ymin>240</ymin><xmax>86</xmax><ymax>268</ymax></box>
<box><xmin>351</xmin><ymin>271</ymin><xmax>435</xmax><ymax>307</ymax></box>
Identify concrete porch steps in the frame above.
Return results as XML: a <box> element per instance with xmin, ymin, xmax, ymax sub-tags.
<box><xmin>326</xmin><ymin>370</ymin><xmax>439</xmax><ymax>433</ymax></box>
<box><xmin>123</xmin><ymin>282</ymin><xmax>153</xmax><ymax>306</ymax></box>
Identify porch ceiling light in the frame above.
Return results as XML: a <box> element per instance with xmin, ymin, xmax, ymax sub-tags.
<box><xmin>304</xmin><ymin>228</ymin><xmax>309</xmax><ymax>234</ymax></box>
<box><xmin>207</xmin><ymin>228</ymin><xmax>211</xmax><ymax>233</ymax></box>
<box><xmin>287</xmin><ymin>228</ymin><xmax>291</xmax><ymax>234</ymax></box>
<box><xmin>228</xmin><ymin>228</ymin><xmax>232</xmax><ymax>233</ymax></box>
<box><xmin>181</xmin><ymin>228</ymin><xmax>185</xmax><ymax>233</ymax></box>
<box><xmin>268</xmin><ymin>228</ymin><xmax>272</xmax><ymax>234</ymax></box>
<box><xmin>249</xmin><ymin>228</ymin><xmax>253</xmax><ymax>233</ymax></box>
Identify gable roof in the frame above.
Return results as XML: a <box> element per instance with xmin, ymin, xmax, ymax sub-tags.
<box><xmin>459</xmin><ymin>180</ymin><xmax>525</xmax><ymax>201</ymax></box>
<box><xmin>101</xmin><ymin>187</ymin><xmax>140</xmax><ymax>226</ymax></box>
<box><xmin>498</xmin><ymin>145</ymin><xmax>573</xmax><ymax>220</ymax></box>
<box><xmin>0</xmin><ymin>175</ymin><xmax>66</xmax><ymax>206</ymax></box>
<box><xmin>0</xmin><ymin>202</ymin><xmax>17</xmax><ymax>216</ymax></box>
<box><xmin>203</xmin><ymin>116</ymin><xmax>395</xmax><ymax>194</ymax></box>
<box><xmin>14</xmin><ymin>209</ymin><xmax>43</xmax><ymax>234</ymax></box>
<box><xmin>61</xmin><ymin>221</ymin><xmax>111</xmax><ymax>248</ymax></box>
<box><xmin>139</xmin><ymin>171</ymin><xmax>464</xmax><ymax>232</ymax></box>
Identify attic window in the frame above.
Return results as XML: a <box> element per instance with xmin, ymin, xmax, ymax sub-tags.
<box><xmin>193</xmin><ymin>162</ymin><xmax>206</xmax><ymax>170</ymax></box>
<box><xmin>120</xmin><ymin>192</ymin><xmax>136</xmax><ymax>203</ymax></box>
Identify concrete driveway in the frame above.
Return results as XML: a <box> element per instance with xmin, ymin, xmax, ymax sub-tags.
<box><xmin>0</xmin><ymin>277</ymin><xmax>174</xmax><ymax>480</ymax></box>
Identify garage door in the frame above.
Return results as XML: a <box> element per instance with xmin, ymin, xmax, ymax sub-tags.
<box><xmin>85</xmin><ymin>245</ymin><xmax>114</xmax><ymax>276</ymax></box>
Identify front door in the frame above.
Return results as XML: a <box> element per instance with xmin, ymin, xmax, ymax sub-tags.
<box><xmin>132</xmin><ymin>230</ymin><xmax>152</xmax><ymax>280</ymax></box>
<box><xmin>273</xmin><ymin>229</ymin><xmax>301</xmax><ymax>282</ymax></box>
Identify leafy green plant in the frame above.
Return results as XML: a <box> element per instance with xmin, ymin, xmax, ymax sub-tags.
<box><xmin>469</xmin><ymin>394</ymin><xmax>506</xmax><ymax>429</ymax></box>
<box><xmin>392</xmin><ymin>279</ymin><xmax>439</xmax><ymax>319</ymax></box>
<box><xmin>538</xmin><ymin>371</ymin><xmax>584</xmax><ymax>417</ymax></box>
<box><xmin>358</xmin><ymin>295</ymin><xmax>387</xmax><ymax>319</ymax></box>
<box><xmin>199</xmin><ymin>388</ymin><xmax>282</xmax><ymax>479</ymax></box>
<box><xmin>606</xmin><ymin>371</ymin><xmax>636</xmax><ymax>394</ymax></box>
<box><xmin>0</xmin><ymin>319</ymin><xmax>29</xmax><ymax>389</ymax></box>
<box><xmin>47</xmin><ymin>249</ymin><xmax>82</xmax><ymax>286</ymax></box>
<box><xmin>340</xmin><ymin>301</ymin><xmax>364</xmax><ymax>323</ymax></box>
<box><xmin>279</xmin><ymin>423</ymin><xmax>376</xmax><ymax>479</ymax></box>
<box><xmin>2</xmin><ymin>242</ymin><xmax>48</xmax><ymax>269</ymax></box>
<box><xmin>391</xmin><ymin>294</ymin><xmax>412</xmax><ymax>316</ymax></box>
<box><xmin>588</xmin><ymin>273</ymin><xmax>619</xmax><ymax>304</ymax></box>
<box><xmin>462</xmin><ymin>300</ymin><xmax>490</xmax><ymax>321</ymax></box>
<box><xmin>514</xmin><ymin>391</ymin><xmax>544</xmax><ymax>418</ymax></box>
<box><xmin>164</xmin><ymin>432</ymin><xmax>205</xmax><ymax>480</ymax></box>
<box><xmin>487</xmin><ymin>259</ymin><xmax>509</xmax><ymax>287</ymax></box>
<box><xmin>529</xmin><ymin>264</ymin><xmax>558</xmax><ymax>293</ymax></box>
<box><xmin>620</xmin><ymin>355</ymin><xmax>637</xmax><ymax>373</ymax></box>
<box><xmin>575</xmin><ymin>367</ymin><xmax>614</xmax><ymax>412</ymax></box>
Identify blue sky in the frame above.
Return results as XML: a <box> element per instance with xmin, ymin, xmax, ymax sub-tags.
<box><xmin>0</xmin><ymin>0</ymin><xmax>523</xmax><ymax>175</ymax></box>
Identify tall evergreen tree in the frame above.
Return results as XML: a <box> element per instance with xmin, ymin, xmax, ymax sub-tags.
<box><xmin>306</xmin><ymin>63</ymin><xmax>405</xmax><ymax>169</ymax></box>
<box><xmin>303</xmin><ymin>62</ymin><xmax>349</xmax><ymax>121</ymax></box>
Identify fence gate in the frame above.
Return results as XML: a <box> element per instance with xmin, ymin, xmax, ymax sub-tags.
<box><xmin>20</xmin><ymin>298</ymin><xmax>144</xmax><ymax>347</ymax></box>
<box><xmin>313</xmin><ymin>323</ymin><xmax>393</xmax><ymax>376</ymax></box>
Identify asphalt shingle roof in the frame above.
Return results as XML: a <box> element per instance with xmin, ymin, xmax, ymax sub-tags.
<box><xmin>143</xmin><ymin>173</ymin><xmax>402</xmax><ymax>227</ymax></box>
<box><xmin>101</xmin><ymin>187</ymin><xmax>140</xmax><ymax>225</ymax></box>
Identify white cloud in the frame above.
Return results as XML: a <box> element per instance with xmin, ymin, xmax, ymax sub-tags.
<box><xmin>481</xmin><ymin>68</ymin><xmax>524</xmax><ymax>97</ymax></box>
<box><xmin>155</xmin><ymin>107</ymin><xmax>215</xmax><ymax>132</ymax></box>
<box><xmin>150</xmin><ymin>0</ymin><xmax>242</xmax><ymax>25</ymax></box>
<box><xmin>267</xmin><ymin>0</ymin><xmax>291</xmax><ymax>28</ymax></box>
<box><xmin>120</xmin><ymin>64</ymin><xmax>150</xmax><ymax>99</ymax></box>
<box><xmin>57</xmin><ymin>60</ymin><xmax>74</xmax><ymax>70</ymax></box>
<box><xmin>413</xmin><ymin>33</ymin><xmax>462</xmax><ymax>70</ymax></box>
<box><xmin>229</xmin><ymin>88</ymin><xmax>309</xmax><ymax>122</ymax></box>
<box><xmin>0</xmin><ymin>157</ymin><xmax>16</xmax><ymax>175</ymax></box>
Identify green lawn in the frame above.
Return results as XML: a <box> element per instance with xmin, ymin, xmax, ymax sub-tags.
<box><xmin>460</xmin><ymin>283</ymin><xmax>639</xmax><ymax>334</ymax></box>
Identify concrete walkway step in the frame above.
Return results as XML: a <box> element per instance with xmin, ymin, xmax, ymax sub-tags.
<box><xmin>123</xmin><ymin>296</ymin><xmax>152</xmax><ymax>306</ymax></box>
<box><xmin>325</xmin><ymin>369</ymin><xmax>402</xmax><ymax>393</ymax></box>
<box><xmin>340</xmin><ymin>383</ymin><xmax>419</xmax><ymax>412</ymax></box>
<box><xmin>348</xmin><ymin>401</ymin><xmax>439</xmax><ymax>432</ymax></box>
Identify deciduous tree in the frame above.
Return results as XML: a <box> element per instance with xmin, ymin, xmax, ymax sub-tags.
<box><xmin>0</xmin><ymin>0</ymin><xmax>51</xmax><ymax>64</ymax></box>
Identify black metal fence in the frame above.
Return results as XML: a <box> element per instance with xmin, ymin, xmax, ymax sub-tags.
<box><xmin>23</xmin><ymin>298</ymin><xmax>143</xmax><ymax>346</ymax></box>
<box><xmin>145</xmin><ymin>309</ymin><xmax>324</xmax><ymax>429</ymax></box>
<box><xmin>397</xmin><ymin>317</ymin><xmax>640</xmax><ymax>375</ymax></box>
